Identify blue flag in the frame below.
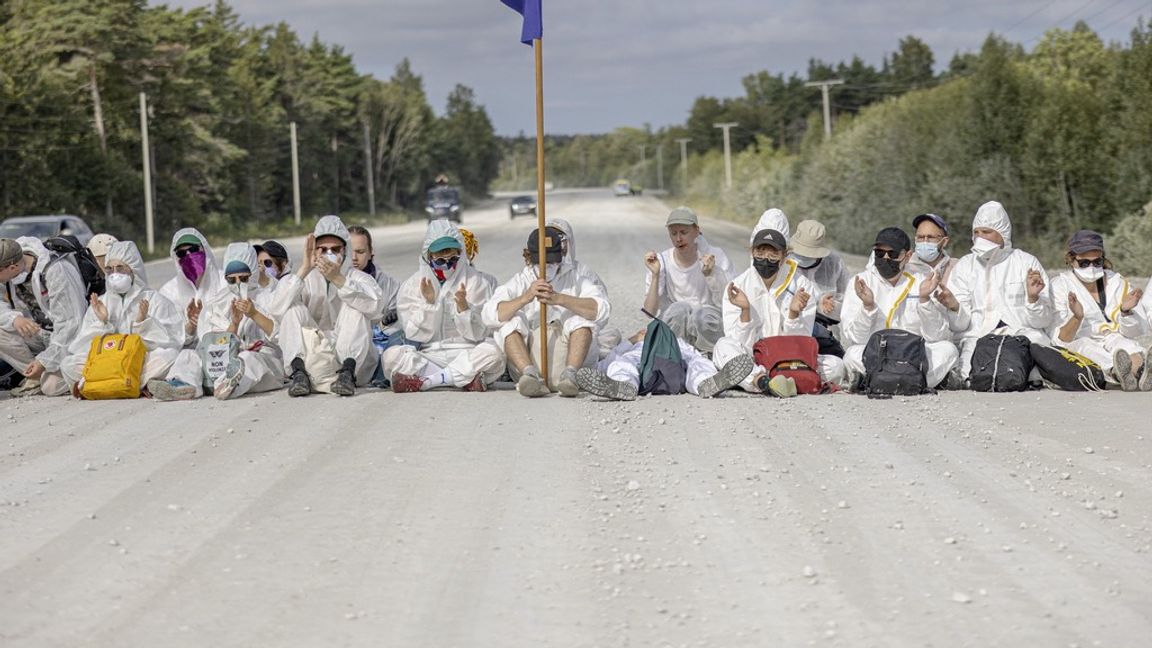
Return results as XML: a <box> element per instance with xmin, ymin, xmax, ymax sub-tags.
<box><xmin>500</xmin><ymin>0</ymin><xmax>542</xmax><ymax>45</ymax></box>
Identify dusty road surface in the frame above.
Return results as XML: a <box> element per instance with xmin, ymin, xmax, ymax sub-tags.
<box><xmin>3</xmin><ymin>189</ymin><xmax>1151</xmax><ymax>647</ymax></box>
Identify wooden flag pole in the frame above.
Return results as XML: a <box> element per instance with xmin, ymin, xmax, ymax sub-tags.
<box><xmin>534</xmin><ymin>37</ymin><xmax>549</xmax><ymax>385</ymax></box>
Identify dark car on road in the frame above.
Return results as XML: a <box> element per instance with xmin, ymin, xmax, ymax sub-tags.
<box><xmin>425</xmin><ymin>186</ymin><xmax>461</xmax><ymax>222</ymax></box>
<box><xmin>0</xmin><ymin>215</ymin><xmax>94</xmax><ymax>245</ymax></box>
<box><xmin>509</xmin><ymin>195</ymin><xmax>537</xmax><ymax>219</ymax></box>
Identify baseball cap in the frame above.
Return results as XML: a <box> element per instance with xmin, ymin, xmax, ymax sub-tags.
<box><xmin>1067</xmin><ymin>229</ymin><xmax>1104</xmax><ymax>255</ymax></box>
<box><xmin>174</xmin><ymin>233</ymin><xmax>201</xmax><ymax>248</ymax></box>
<box><xmin>0</xmin><ymin>238</ymin><xmax>23</xmax><ymax>268</ymax></box>
<box><xmin>260</xmin><ymin>240</ymin><xmax>289</xmax><ymax>261</ymax></box>
<box><xmin>790</xmin><ymin>220</ymin><xmax>831</xmax><ymax>258</ymax></box>
<box><xmin>526</xmin><ymin>226</ymin><xmax>564</xmax><ymax>264</ymax></box>
<box><xmin>666</xmin><ymin>206</ymin><xmax>698</xmax><ymax>227</ymax></box>
<box><xmin>428</xmin><ymin>236</ymin><xmax>461</xmax><ymax>254</ymax></box>
<box><xmin>912</xmin><ymin>213</ymin><xmax>949</xmax><ymax>236</ymax></box>
<box><xmin>86</xmin><ymin>233</ymin><xmax>119</xmax><ymax>258</ymax></box>
<box><xmin>874</xmin><ymin>227</ymin><xmax>912</xmax><ymax>252</ymax></box>
<box><xmin>751</xmin><ymin>228</ymin><xmax>787</xmax><ymax>251</ymax></box>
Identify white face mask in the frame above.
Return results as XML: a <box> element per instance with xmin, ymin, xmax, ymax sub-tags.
<box><xmin>323</xmin><ymin>252</ymin><xmax>341</xmax><ymax>265</ymax></box>
<box><xmin>10</xmin><ymin>270</ymin><xmax>28</xmax><ymax>286</ymax></box>
<box><xmin>1073</xmin><ymin>265</ymin><xmax>1104</xmax><ymax>283</ymax></box>
<box><xmin>228</xmin><ymin>281</ymin><xmax>250</xmax><ymax>300</ymax></box>
<box><xmin>106</xmin><ymin>272</ymin><xmax>133</xmax><ymax>295</ymax></box>
<box><xmin>972</xmin><ymin>236</ymin><xmax>1001</xmax><ymax>262</ymax></box>
<box><xmin>536</xmin><ymin>262</ymin><xmax>562</xmax><ymax>280</ymax></box>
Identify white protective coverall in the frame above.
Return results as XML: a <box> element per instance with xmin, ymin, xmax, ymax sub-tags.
<box><xmin>713</xmin><ymin>258</ymin><xmax>846</xmax><ymax>391</ymax></box>
<box><xmin>0</xmin><ymin>237</ymin><xmax>87</xmax><ymax>396</ymax></box>
<box><xmin>643</xmin><ymin>234</ymin><xmax>733</xmax><ymax>353</ymax></box>
<box><xmin>750</xmin><ymin>209</ymin><xmax>791</xmax><ymax>244</ymax></box>
<box><xmin>381</xmin><ymin>220</ymin><xmax>505</xmax><ymax>387</ymax></box>
<box><xmin>158</xmin><ymin>228</ymin><xmax>229</xmax><ymax>348</ymax></box>
<box><xmin>1049</xmin><ymin>269</ymin><xmax>1148</xmax><ymax>380</ymax></box>
<box><xmin>840</xmin><ymin>265</ymin><xmax>960</xmax><ymax>389</ymax></box>
<box><xmin>547</xmin><ymin>217</ymin><xmax>622</xmax><ymax>357</ymax></box>
<box><xmin>277</xmin><ymin>216</ymin><xmax>384</xmax><ymax>385</ymax></box>
<box><xmin>791</xmin><ymin>251</ymin><xmax>850</xmax><ymax>320</ymax></box>
<box><xmin>167</xmin><ymin>243</ymin><xmax>286</xmax><ymax>397</ymax></box>
<box><xmin>481</xmin><ymin>244</ymin><xmax>611</xmax><ymax>383</ymax></box>
<box><xmin>949</xmin><ymin>202</ymin><xmax>1054</xmax><ymax>378</ymax></box>
<box><xmin>597</xmin><ymin>337</ymin><xmax>722</xmax><ymax>396</ymax></box>
<box><xmin>62</xmin><ymin>241</ymin><xmax>183</xmax><ymax>389</ymax></box>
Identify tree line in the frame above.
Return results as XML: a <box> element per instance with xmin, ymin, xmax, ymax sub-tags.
<box><xmin>0</xmin><ymin>0</ymin><xmax>500</xmax><ymax>242</ymax></box>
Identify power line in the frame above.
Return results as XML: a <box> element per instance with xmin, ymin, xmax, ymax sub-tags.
<box><xmin>1004</xmin><ymin>0</ymin><xmax>1064</xmax><ymax>35</ymax></box>
<box><xmin>1028</xmin><ymin>0</ymin><xmax>1103</xmax><ymax>41</ymax></box>
<box><xmin>1098</xmin><ymin>1</ymin><xmax>1150</xmax><ymax>30</ymax></box>
<box><xmin>1080</xmin><ymin>0</ymin><xmax>1135</xmax><ymax>24</ymax></box>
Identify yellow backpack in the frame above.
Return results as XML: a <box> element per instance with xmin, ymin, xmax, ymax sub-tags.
<box><xmin>80</xmin><ymin>334</ymin><xmax>147</xmax><ymax>400</ymax></box>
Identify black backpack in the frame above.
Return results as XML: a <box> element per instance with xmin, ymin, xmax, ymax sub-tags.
<box><xmin>861</xmin><ymin>329</ymin><xmax>929</xmax><ymax>398</ymax></box>
<box><xmin>1030</xmin><ymin>343</ymin><xmax>1106</xmax><ymax>392</ymax></box>
<box><xmin>969</xmin><ymin>334</ymin><xmax>1034</xmax><ymax>392</ymax></box>
<box><xmin>44</xmin><ymin>235</ymin><xmax>105</xmax><ymax>296</ymax></box>
<box><xmin>638</xmin><ymin>310</ymin><xmax>687</xmax><ymax>396</ymax></box>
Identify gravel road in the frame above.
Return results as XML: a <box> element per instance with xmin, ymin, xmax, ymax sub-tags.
<box><xmin>2</xmin><ymin>189</ymin><xmax>1150</xmax><ymax>647</ymax></box>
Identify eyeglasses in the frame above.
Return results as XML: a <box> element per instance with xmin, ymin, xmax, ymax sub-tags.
<box><xmin>1074</xmin><ymin>257</ymin><xmax>1104</xmax><ymax>268</ymax></box>
<box><xmin>225</xmin><ymin>275</ymin><xmax>251</xmax><ymax>284</ymax></box>
<box><xmin>317</xmin><ymin>246</ymin><xmax>343</xmax><ymax>255</ymax></box>
<box><xmin>105</xmin><ymin>267</ymin><xmax>132</xmax><ymax>276</ymax></box>
<box><xmin>873</xmin><ymin>248</ymin><xmax>903</xmax><ymax>260</ymax></box>
<box><xmin>915</xmin><ymin>235</ymin><xmax>944</xmax><ymax>242</ymax></box>
<box><xmin>175</xmin><ymin>244</ymin><xmax>202</xmax><ymax>258</ymax></box>
<box><xmin>431</xmin><ymin>255</ymin><xmax>460</xmax><ymax>268</ymax></box>
<box><xmin>261</xmin><ymin>259</ymin><xmax>276</xmax><ymax>268</ymax></box>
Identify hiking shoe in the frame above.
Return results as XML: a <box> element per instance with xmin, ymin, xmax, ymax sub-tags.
<box><xmin>287</xmin><ymin>358</ymin><xmax>313</xmax><ymax>397</ymax></box>
<box><xmin>462</xmin><ymin>374</ymin><xmax>487</xmax><ymax>392</ymax></box>
<box><xmin>331</xmin><ymin>358</ymin><xmax>357</xmax><ymax>397</ymax></box>
<box><xmin>1113</xmin><ymin>350</ymin><xmax>1138</xmax><ymax>392</ymax></box>
<box><xmin>557</xmin><ymin>367</ymin><xmax>580</xmax><ymax>397</ymax></box>
<box><xmin>391</xmin><ymin>373</ymin><xmax>425</xmax><ymax>393</ymax></box>
<box><xmin>575</xmin><ymin>368</ymin><xmax>638</xmax><ymax>401</ymax></box>
<box><xmin>213</xmin><ymin>357</ymin><xmax>246</xmax><ymax>400</ymax></box>
<box><xmin>516</xmin><ymin>370</ymin><xmax>550</xmax><ymax>398</ymax></box>
<box><xmin>1139</xmin><ymin>346</ymin><xmax>1152</xmax><ymax>392</ymax></box>
<box><xmin>149</xmin><ymin>378</ymin><xmax>199</xmax><ymax>402</ymax></box>
<box><xmin>696</xmin><ymin>354</ymin><xmax>754</xmax><ymax>398</ymax></box>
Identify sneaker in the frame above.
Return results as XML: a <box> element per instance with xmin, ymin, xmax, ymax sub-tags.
<box><xmin>331</xmin><ymin>358</ymin><xmax>357</xmax><ymax>397</ymax></box>
<box><xmin>213</xmin><ymin>357</ymin><xmax>246</xmax><ymax>400</ymax></box>
<box><xmin>1113</xmin><ymin>350</ymin><xmax>1138</xmax><ymax>392</ymax></box>
<box><xmin>287</xmin><ymin>358</ymin><xmax>313</xmax><ymax>398</ymax></box>
<box><xmin>557</xmin><ymin>367</ymin><xmax>580</xmax><ymax>397</ymax></box>
<box><xmin>149</xmin><ymin>378</ymin><xmax>199</xmax><ymax>402</ymax></box>
<box><xmin>462</xmin><ymin>374</ymin><xmax>487</xmax><ymax>392</ymax></box>
<box><xmin>391</xmin><ymin>373</ymin><xmax>425</xmax><ymax>393</ymax></box>
<box><xmin>1140</xmin><ymin>346</ymin><xmax>1152</xmax><ymax>392</ymax></box>
<box><xmin>10</xmin><ymin>378</ymin><xmax>42</xmax><ymax>398</ymax></box>
<box><xmin>516</xmin><ymin>370</ymin><xmax>550</xmax><ymax>398</ymax></box>
<box><xmin>575</xmin><ymin>367</ymin><xmax>638</xmax><ymax>401</ymax></box>
<box><xmin>696</xmin><ymin>354</ymin><xmax>755</xmax><ymax>398</ymax></box>
<box><xmin>766</xmin><ymin>374</ymin><xmax>798</xmax><ymax>398</ymax></box>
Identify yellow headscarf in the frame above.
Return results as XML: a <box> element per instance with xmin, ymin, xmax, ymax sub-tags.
<box><xmin>459</xmin><ymin>228</ymin><xmax>479</xmax><ymax>262</ymax></box>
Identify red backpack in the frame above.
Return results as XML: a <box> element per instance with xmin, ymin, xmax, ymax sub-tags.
<box><xmin>752</xmin><ymin>335</ymin><xmax>825</xmax><ymax>395</ymax></box>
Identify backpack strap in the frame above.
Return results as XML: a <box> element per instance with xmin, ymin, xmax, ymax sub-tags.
<box><xmin>1098</xmin><ymin>278</ymin><xmax>1127</xmax><ymax>333</ymax></box>
<box><xmin>772</xmin><ymin>259</ymin><xmax>798</xmax><ymax>298</ymax></box>
<box><xmin>884</xmin><ymin>273</ymin><xmax>917</xmax><ymax>328</ymax></box>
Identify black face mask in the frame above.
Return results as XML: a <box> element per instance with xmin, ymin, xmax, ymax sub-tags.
<box><xmin>875</xmin><ymin>257</ymin><xmax>903</xmax><ymax>280</ymax></box>
<box><xmin>753</xmin><ymin>257</ymin><xmax>780</xmax><ymax>279</ymax></box>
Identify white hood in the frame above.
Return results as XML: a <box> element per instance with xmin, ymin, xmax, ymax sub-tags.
<box><xmin>547</xmin><ymin>217</ymin><xmax>578</xmax><ymax>261</ymax></box>
<box><xmin>314</xmin><ymin>215</ymin><xmax>353</xmax><ymax>273</ymax></box>
<box><xmin>750</xmin><ymin>209</ymin><xmax>791</xmax><ymax>244</ymax></box>
<box><xmin>222</xmin><ymin>242</ymin><xmax>262</xmax><ymax>295</ymax></box>
<box><xmin>106</xmin><ymin>241</ymin><xmax>148</xmax><ymax>289</ymax></box>
<box><xmin>17</xmin><ymin>236</ymin><xmax>53</xmax><ymax>310</ymax></box>
<box><xmin>168</xmin><ymin>227</ymin><xmax>222</xmax><ymax>292</ymax></box>
<box><xmin>972</xmin><ymin>201</ymin><xmax>1013</xmax><ymax>249</ymax></box>
<box><xmin>417</xmin><ymin>218</ymin><xmax>472</xmax><ymax>293</ymax></box>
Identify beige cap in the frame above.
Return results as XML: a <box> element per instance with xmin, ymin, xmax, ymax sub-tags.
<box><xmin>0</xmin><ymin>238</ymin><xmax>23</xmax><ymax>268</ymax></box>
<box><xmin>666</xmin><ymin>206</ymin><xmax>698</xmax><ymax>227</ymax></box>
<box><xmin>790</xmin><ymin>220</ymin><xmax>831</xmax><ymax>259</ymax></box>
<box><xmin>87</xmin><ymin>233</ymin><xmax>119</xmax><ymax>258</ymax></box>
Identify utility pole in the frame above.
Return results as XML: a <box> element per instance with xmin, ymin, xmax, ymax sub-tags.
<box><xmin>713</xmin><ymin>122</ymin><xmax>738</xmax><ymax>189</ymax></box>
<box><xmin>639</xmin><ymin>144</ymin><xmax>647</xmax><ymax>188</ymax></box>
<box><xmin>656</xmin><ymin>144</ymin><xmax>664</xmax><ymax>191</ymax></box>
<box><xmin>290</xmin><ymin>121</ymin><xmax>301</xmax><ymax>226</ymax></box>
<box><xmin>362</xmin><ymin>122</ymin><xmax>376</xmax><ymax>217</ymax></box>
<box><xmin>805</xmin><ymin>79</ymin><xmax>845</xmax><ymax>142</ymax></box>
<box><xmin>138</xmin><ymin>93</ymin><xmax>155</xmax><ymax>255</ymax></box>
<box><xmin>675</xmin><ymin>138</ymin><xmax>691</xmax><ymax>191</ymax></box>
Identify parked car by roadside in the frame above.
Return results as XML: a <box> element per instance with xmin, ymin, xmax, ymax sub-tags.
<box><xmin>0</xmin><ymin>215</ymin><xmax>94</xmax><ymax>245</ymax></box>
<box><xmin>509</xmin><ymin>195</ymin><xmax>537</xmax><ymax>219</ymax></box>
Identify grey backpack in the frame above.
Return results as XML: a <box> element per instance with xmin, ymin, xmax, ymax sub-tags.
<box><xmin>197</xmin><ymin>331</ymin><xmax>242</xmax><ymax>389</ymax></box>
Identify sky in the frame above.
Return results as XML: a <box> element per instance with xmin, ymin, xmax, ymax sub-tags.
<box><xmin>165</xmin><ymin>0</ymin><xmax>1151</xmax><ymax>135</ymax></box>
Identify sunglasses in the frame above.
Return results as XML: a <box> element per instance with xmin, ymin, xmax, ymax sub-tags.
<box><xmin>175</xmin><ymin>244</ymin><xmax>202</xmax><ymax>258</ymax></box>
<box><xmin>1074</xmin><ymin>257</ymin><xmax>1104</xmax><ymax>268</ymax></box>
<box><xmin>873</xmin><ymin>248</ymin><xmax>903</xmax><ymax>260</ymax></box>
<box><xmin>431</xmin><ymin>255</ymin><xmax>460</xmax><ymax>268</ymax></box>
<box><xmin>225</xmin><ymin>275</ymin><xmax>251</xmax><ymax>284</ymax></box>
<box><xmin>261</xmin><ymin>259</ymin><xmax>276</xmax><ymax>268</ymax></box>
<box><xmin>317</xmin><ymin>246</ymin><xmax>344</xmax><ymax>255</ymax></box>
